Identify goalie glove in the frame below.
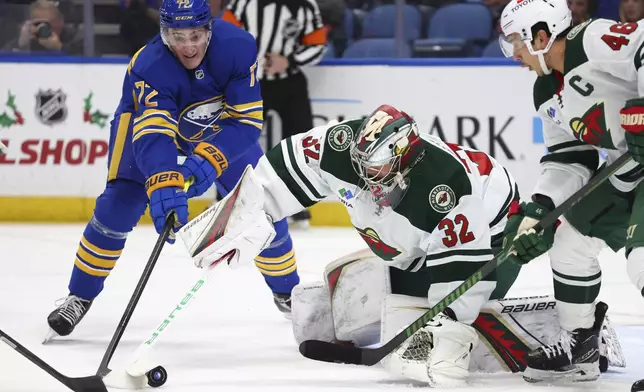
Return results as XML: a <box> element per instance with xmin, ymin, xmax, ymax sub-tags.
<box><xmin>178</xmin><ymin>165</ymin><xmax>276</xmax><ymax>269</ymax></box>
<box><xmin>621</xmin><ymin>98</ymin><xmax>644</xmax><ymax>164</ymax></box>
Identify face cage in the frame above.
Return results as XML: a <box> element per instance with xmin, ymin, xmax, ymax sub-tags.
<box><xmin>350</xmin><ymin>148</ymin><xmax>402</xmax><ymax>189</ymax></box>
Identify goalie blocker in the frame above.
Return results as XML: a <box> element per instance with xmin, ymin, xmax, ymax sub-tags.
<box><xmin>290</xmin><ymin>249</ymin><xmax>626</xmax><ymax>378</ymax></box>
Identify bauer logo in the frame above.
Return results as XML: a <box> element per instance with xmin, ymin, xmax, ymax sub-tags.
<box><xmin>35</xmin><ymin>89</ymin><xmax>67</xmax><ymax>126</ymax></box>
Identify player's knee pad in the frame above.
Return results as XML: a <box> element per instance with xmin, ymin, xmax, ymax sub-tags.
<box><xmin>266</xmin><ymin>218</ymin><xmax>289</xmax><ymax>247</ymax></box>
<box><xmin>94</xmin><ymin>179</ymin><xmax>149</xmax><ymax>234</ymax></box>
<box><xmin>548</xmin><ymin>219</ymin><xmax>604</xmax><ymax>275</ymax></box>
<box><xmin>291</xmin><ymin>248</ymin><xmax>388</xmax><ymax>347</ymax></box>
<box><xmin>627</xmin><ymin>246</ymin><xmax>644</xmax><ymax>294</ymax></box>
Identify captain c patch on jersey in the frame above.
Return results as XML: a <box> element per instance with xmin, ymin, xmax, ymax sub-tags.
<box><xmin>429</xmin><ymin>184</ymin><xmax>456</xmax><ymax>213</ymax></box>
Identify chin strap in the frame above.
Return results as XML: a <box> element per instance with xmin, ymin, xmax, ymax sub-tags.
<box><xmin>537</xmin><ymin>52</ymin><xmax>552</xmax><ymax>75</ymax></box>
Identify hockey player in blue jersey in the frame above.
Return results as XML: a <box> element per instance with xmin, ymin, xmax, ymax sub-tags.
<box><xmin>45</xmin><ymin>0</ymin><xmax>300</xmax><ymax>340</ymax></box>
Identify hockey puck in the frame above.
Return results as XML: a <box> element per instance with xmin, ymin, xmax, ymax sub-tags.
<box><xmin>632</xmin><ymin>379</ymin><xmax>644</xmax><ymax>392</ymax></box>
<box><xmin>146</xmin><ymin>366</ymin><xmax>168</xmax><ymax>388</ymax></box>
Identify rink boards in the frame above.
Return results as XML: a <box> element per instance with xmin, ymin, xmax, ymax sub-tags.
<box><xmin>0</xmin><ymin>58</ymin><xmax>540</xmax><ymax>225</ymax></box>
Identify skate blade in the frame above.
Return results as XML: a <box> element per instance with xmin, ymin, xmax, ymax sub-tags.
<box><xmin>42</xmin><ymin>328</ymin><xmax>59</xmax><ymax>344</ymax></box>
<box><xmin>523</xmin><ymin>365</ymin><xmax>600</xmax><ymax>384</ymax></box>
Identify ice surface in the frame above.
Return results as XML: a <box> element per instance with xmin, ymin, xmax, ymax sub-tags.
<box><xmin>0</xmin><ymin>224</ymin><xmax>643</xmax><ymax>391</ymax></box>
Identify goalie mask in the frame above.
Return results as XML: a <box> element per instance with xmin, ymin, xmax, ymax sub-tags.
<box><xmin>498</xmin><ymin>0</ymin><xmax>571</xmax><ymax>75</ymax></box>
<box><xmin>349</xmin><ymin>105</ymin><xmax>425</xmax><ymax>215</ymax></box>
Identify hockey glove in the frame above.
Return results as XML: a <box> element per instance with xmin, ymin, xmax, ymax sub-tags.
<box><xmin>502</xmin><ymin>198</ymin><xmax>557</xmax><ymax>265</ymax></box>
<box><xmin>179</xmin><ymin>142</ymin><xmax>229</xmax><ymax>198</ymax></box>
<box><xmin>621</xmin><ymin>98</ymin><xmax>644</xmax><ymax>164</ymax></box>
<box><xmin>146</xmin><ymin>170</ymin><xmax>189</xmax><ymax>244</ymax></box>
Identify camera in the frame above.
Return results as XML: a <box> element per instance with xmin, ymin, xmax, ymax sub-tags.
<box><xmin>35</xmin><ymin>22</ymin><xmax>52</xmax><ymax>39</ymax></box>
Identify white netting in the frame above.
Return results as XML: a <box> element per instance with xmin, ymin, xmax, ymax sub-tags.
<box><xmin>400</xmin><ymin>328</ymin><xmax>433</xmax><ymax>362</ymax></box>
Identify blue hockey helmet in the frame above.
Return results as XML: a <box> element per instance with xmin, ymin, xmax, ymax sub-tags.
<box><xmin>159</xmin><ymin>0</ymin><xmax>212</xmax><ymax>29</ymax></box>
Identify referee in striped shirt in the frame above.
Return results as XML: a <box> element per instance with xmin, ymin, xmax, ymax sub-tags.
<box><xmin>222</xmin><ymin>0</ymin><xmax>327</xmax><ymax>225</ymax></box>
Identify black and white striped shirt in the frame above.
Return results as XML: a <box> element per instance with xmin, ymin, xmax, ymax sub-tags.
<box><xmin>223</xmin><ymin>0</ymin><xmax>327</xmax><ymax>81</ymax></box>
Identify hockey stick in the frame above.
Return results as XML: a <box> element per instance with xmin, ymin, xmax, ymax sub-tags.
<box><xmin>96</xmin><ymin>213</ymin><xmax>176</xmax><ymax>378</ymax></box>
<box><xmin>299</xmin><ymin>153</ymin><xmax>633</xmax><ymax>366</ymax></box>
<box><xmin>123</xmin><ymin>255</ymin><xmax>230</xmax><ymax>378</ymax></box>
<box><xmin>0</xmin><ymin>329</ymin><xmax>108</xmax><ymax>392</ymax></box>
<box><xmin>103</xmin><ymin>169</ymin><xmax>246</xmax><ymax>384</ymax></box>
<box><xmin>96</xmin><ymin>179</ymin><xmax>194</xmax><ymax>379</ymax></box>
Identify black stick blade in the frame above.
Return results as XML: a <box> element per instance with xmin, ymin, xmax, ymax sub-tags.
<box><xmin>299</xmin><ymin>340</ymin><xmax>362</xmax><ymax>365</ymax></box>
<box><xmin>66</xmin><ymin>375</ymin><xmax>109</xmax><ymax>392</ymax></box>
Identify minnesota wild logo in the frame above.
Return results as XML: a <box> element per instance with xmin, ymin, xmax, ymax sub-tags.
<box><xmin>83</xmin><ymin>92</ymin><xmax>109</xmax><ymax>128</ymax></box>
<box><xmin>569</xmin><ymin>102</ymin><xmax>615</xmax><ymax>149</ymax></box>
<box><xmin>0</xmin><ymin>91</ymin><xmax>24</xmax><ymax>128</ymax></box>
<box><xmin>356</xmin><ymin>227</ymin><xmax>401</xmax><ymax>261</ymax></box>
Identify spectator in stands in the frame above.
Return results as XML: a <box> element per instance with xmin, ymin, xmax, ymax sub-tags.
<box><xmin>620</xmin><ymin>0</ymin><xmax>644</xmax><ymax>22</ymax></box>
<box><xmin>2</xmin><ymin>0</ymin><xmax>82</xmax><ymax>54</ymax></box>
<box><xmin>119</xmin><ymin>0</ymin><xmax>159</xmax><ymax>56</ymax></box>
<box><xmin>484</xmin><ymin>0</ymin><xmax>510</xmax><ymax>34</ymax></box>
<box><xmin>317</xmin><ymin>0</ymin><xmax>346</xmax><ymax>56</ymax></box>
<box><xmin>595</xmin><ymin>0</ymin><xmax>620</xmax><ymax>20</ymax></box>
<box><xmin>567</xmin><ymin>0</ymin><xmax>596</xmax><ymax>25</ymax></box>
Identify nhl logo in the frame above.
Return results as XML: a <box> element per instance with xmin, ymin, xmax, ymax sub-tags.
<box><xmin>429</xmin><ymin>184</ymin><xmax>456</xmax><ymax>213</ymax></box>
<box><xmin>35</xmin><ymin>89</ymin><xmax>67</xmax><ymax>126</ymax></box>
<box><xmin>282</xmin><ymin>18</ymin><xmax>301</xmax><ymax>40</ymax></box>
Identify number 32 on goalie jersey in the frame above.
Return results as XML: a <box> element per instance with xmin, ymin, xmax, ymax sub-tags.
<box><xmin>439</xmin><ymin>214</ymin><xmax>475</xmax><ymax>248</ymax></box>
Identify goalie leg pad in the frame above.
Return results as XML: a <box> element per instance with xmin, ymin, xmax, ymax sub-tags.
<box><xmin>474</xmin><ymin>295</ymin><xmax>626</xmax><ymax>372</ymax></box>
<box><xmin>324</xmin><ymin>249</ymin><xmax>389</xmax><ymax>347</ymax></box>
<box><xmin>291</xmin><ymin>282</ymin><xmax>335</xmax><ymax>345</ymax></box>
<box><xmin>290</xmin><ymin>249</ymin><xmax>388</xmax><ymax>347</ymax></box>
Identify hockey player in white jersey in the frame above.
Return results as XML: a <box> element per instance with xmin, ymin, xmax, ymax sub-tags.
<box><xmin>498</xmin><ymin>0</ymin><xmax>644</xmax><ymax>384</ymax></box>
<box><xmin>178</xmin><ymin>104</ymin><xmax>522</xmax><ymax>385</ymax></box>
<box><xmin>177</xmin><ymin>103</ymin><xmax>621</xmax><ymax>385</ymax></box>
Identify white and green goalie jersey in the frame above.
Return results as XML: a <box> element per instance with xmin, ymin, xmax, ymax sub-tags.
<box><xmin>253</xmin><ymin>119</ymin><xmax>518</xmax><ymax>323</ymax></box>
<box><xmin>533</xmin><ymin>18</ymin><xmax>644</xmax><ymax>206</ymax></box>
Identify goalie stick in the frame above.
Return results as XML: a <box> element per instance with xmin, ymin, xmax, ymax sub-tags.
<box><xmin>299</xmin><ymin>153</ymin><xmax>633</xmax><ymax>366</ymax></box>
<box><xmin>105</xmin><ymin>168</ymin><xmax>245</xmax><ymax>383</ymax></box>
<box><xmin>0</xmin><ymin>328</ymin><xmax>108</xmax><ymax>392</ymax></box>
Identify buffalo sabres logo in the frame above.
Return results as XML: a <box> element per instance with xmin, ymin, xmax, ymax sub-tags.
<box><xmin>429</xmin><ymin>184</ymin><xmax>456</xmax><ymax>213</ymax></box>
<box><xmin>179</xmin><ymin>97</ymin><xmax>225</xmax><ymax>141</ymax></box>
